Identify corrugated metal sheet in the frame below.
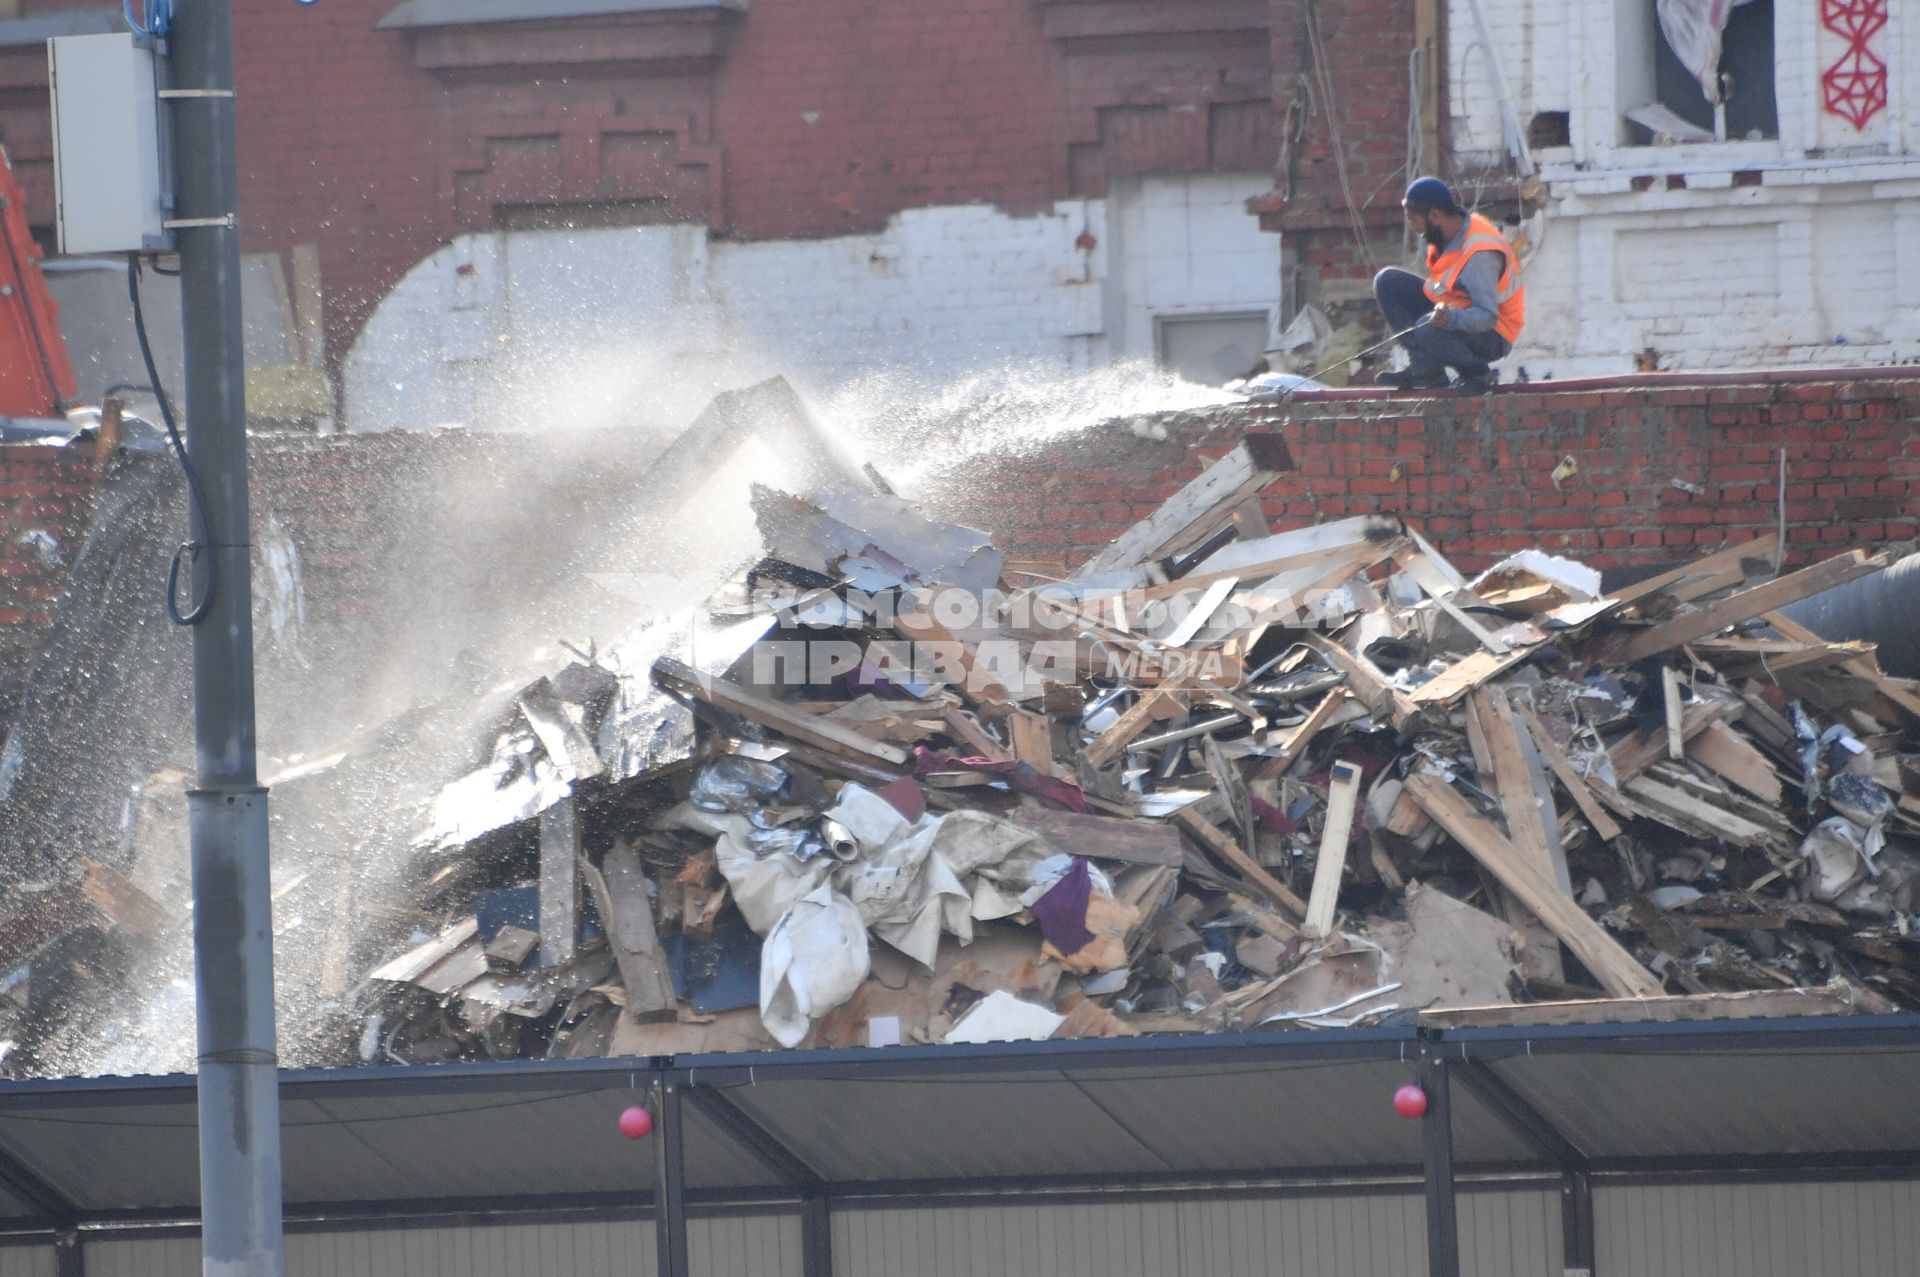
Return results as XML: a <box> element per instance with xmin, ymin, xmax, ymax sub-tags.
<box><xmin>721</xmin><ymin>1058</ymin><xmax>1534</xmax><ymax>1184</ymax></box>
<box><xmin>81</xmin><ymin>1215</ymin><xmax>800</xmax><ymax>1277</ymax></box>
<box><xmin>1597</xmin><ymin>1180</ymin><xmax>1920</xmax><ymax>1277</ymax></box>
<box><xmin>0</xmin><ymin>1100</ymin><xmax>202</xmax><ymax>1211</ymax></box>
<box><xmin>0</xmin><ymin>1081</ymin><xmax>775</xmax><ymax>1218</ymax></box>
<box><xmin>831</xmin><ymin>1191</ymin><xmax>1557</xmax><ymax>1277</ymax></box>
<box><xmin>0</xmin><ymin>1244</ymin><xmax>53</xmax><ymax>1277</ymax></box>
<box><xmin>1487</xmin><ymin>1047</ymin><xmax>1920</xmax><ymax>1160</ymax></box>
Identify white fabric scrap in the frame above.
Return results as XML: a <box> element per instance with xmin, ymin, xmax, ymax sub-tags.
<box><xmin>943</xmin><ymin>990</ymin><xmax>1065</xmax><ymax>1044</ymax></box>
<box><xmin>832</xmin><ymin>814</ymin><xmax>973</xmax><ymax>967</ymax></box>
<box><xmin>760</xmin><ymin>884</ymin><xmax>871</xmax><ymax>1048</ymax></box>
<box><xmin>659</xmin><ymin>802</ymin><xmax>829</xmax><ymax>934</ymax></box>
<box><xmin>824</xmin><ymin>783</ymin><xmax>911</xmax><ymax>850</ymax></box>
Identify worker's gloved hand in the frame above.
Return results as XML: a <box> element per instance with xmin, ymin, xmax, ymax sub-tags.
<box><xmin>1429</xmin><ymin>305</ymin><xmax>1453</xmax><ymax>330</ymax></box>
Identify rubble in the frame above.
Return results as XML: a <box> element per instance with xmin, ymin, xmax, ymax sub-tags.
<box><xmin>319</xmin><ymin>427</ymin><xmax>1920</xmax><ymax>1064</ymax></box>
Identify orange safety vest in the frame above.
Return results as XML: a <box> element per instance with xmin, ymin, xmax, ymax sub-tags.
<box><xmin>1423</xmin><ymin>211</ymin><xmax>1526</xmax><ymax>344</ymax></box>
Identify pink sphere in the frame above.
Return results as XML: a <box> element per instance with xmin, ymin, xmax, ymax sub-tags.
<box><xmin>618</xmin><ymin>1105</ymin><xmax>654</xmax><ymax>1140</ymax></box>
<box><xmin>1393</xmin><ymin>1084</ymin><xmax>1428</xmax><ymax>1119</ymax></box>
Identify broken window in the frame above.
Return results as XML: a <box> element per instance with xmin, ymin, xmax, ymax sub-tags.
<box><xmin>1155</xmin><ymin>313</ymin><xmax>1269</xmax><ymax>386</ymax></box>
<box><xmin>1624</xmin><ymin>0</ymin><xmax>1779</xmax><ymax>145</ymax></box>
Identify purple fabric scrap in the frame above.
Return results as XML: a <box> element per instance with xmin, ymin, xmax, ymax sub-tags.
<box><xmin>1030</xmin><ymin>856</ymin><xmax>1095</xmax><ymax>955</ymax></box>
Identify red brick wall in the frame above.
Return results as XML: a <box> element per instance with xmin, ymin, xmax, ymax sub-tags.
<box><xmin>934</xmin><ymin>372</ymin><xmax>1920</xmax><ymax>571</ymax></box>
<box><xmin>3</xmin><ymin>372</ymin><xmax>1914</xmax><ymax>720</ymax></box>
<box><xmin>0</xmin><ymin>0</ymin><xmax>1289</xmax><ymax>369</ymax></box>
<box><xmin>1254</xmin><ymin>0</ymin><xmax>1426</xmax><ymax>313</ymax></box>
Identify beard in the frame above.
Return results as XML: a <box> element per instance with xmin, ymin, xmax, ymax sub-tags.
<box><xmin>1422</xmin><ymin>222</ymin><xmax>1449</xmax><ymax>251</ymax></box>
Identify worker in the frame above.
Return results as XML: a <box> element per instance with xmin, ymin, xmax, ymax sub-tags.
<box><xmin>1372</xmin><ymin>176</ymin><xmax>1525</xmax><ymax>395</ymax></box>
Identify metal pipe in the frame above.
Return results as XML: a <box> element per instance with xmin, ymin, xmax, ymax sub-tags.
<box><xmin>169</xmin><ymin>0</ymin><xmax>283</xmax><ymax>1272</ymax></box>
<box><xmin>1778</xmin><ymin>551</ymin><xmax>1920</xmax><ymax>678</ymax></box>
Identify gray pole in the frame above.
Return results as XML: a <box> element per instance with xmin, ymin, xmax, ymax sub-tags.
<box><xmin>168</xmin><ymin>0</ymin><xmax>285</xmax><ymax>1272</ymax></box>
<box><xmin>1419</xmin><ymin>1049</ymin><xmax>1460</xmax><ymax>1277</ymax></box>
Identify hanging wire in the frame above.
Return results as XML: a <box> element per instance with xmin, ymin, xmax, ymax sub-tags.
<box><xmin>127</xmin><ymin>255</ymin><xmax>217</xmax><ymax>626</ymax></box>
<box><xmin>1303</xmin><ymin>0</ymin><xmax>1379</xmax><ymax>271</ymax></box>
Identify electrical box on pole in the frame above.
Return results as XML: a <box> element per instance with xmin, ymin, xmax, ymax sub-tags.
<box><xmin>47</xmin><ymin>33</ymin><xmax>171</xmax><ymax>254</ymax></box>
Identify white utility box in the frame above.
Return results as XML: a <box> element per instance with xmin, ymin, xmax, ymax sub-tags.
<box><xmin>48</xmin><ymin>33</ymin><xmax>169</xmax><ymax>255</ymax></box>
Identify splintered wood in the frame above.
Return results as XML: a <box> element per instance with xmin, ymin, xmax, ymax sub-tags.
<box><xmin>332</xmin><ymin>413</ymin><xmax>1918</xmax><ymax>1070</ymax></box>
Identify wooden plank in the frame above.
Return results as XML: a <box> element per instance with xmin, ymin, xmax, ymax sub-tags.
<box><xmin>1407</xmin><ymin>645</ymin><xmax>1537</xmax><ymax>707</ymax></box>
<box><xmin>943</xmin><ymin>706</ymin><xmax>1011</xmax><ymax>760</ymax></box>
<box><xmin>1226</xmin><ymin>891</ymin><xmax>1302</xmax><ymax>944</ymax></box>
<box><xmin>415</xmin><ymin>938</ymin><xmax>489</xmax><ymax>997</ymax></box>
<box><xmin>1419</xmin><ymin>979</ymin><xmax>1894</xmax><ymax>1028</ymax></box>
<box><xmin>1472</xmin><ymin>689</ymin><xmax>1570</xmax><ymax>893</ymax></box>
<box><xmin>1393</xmin><ymin>550</ymin><xmax>1509</xmax><ymax>653</ymax></box>
<box><xmin>369</xmin><ymin>918</ymin><xmax>480</xmax><ymax>985</ymax></box>
<box><xmin>1004</xmin><ymin>808</ymin><xmax>1186</xmax><ymax>867</ymax></box>
<box><xmin>891</xmin><ymin>597</ymin><xmax>1014</xmax><ymax>705</ymax></box>
<box><xmin>1306</xmin><ymin>634</ymin><xmax>1416</xmax><ymax>729</ymax></box>
<box><xmin>1662</xmin><ymin>667</ymin><xmax>1686</xmax><ymax>760</ymax></box>
<box><xmin>1403</xmin><ymin>774</ymin><xmax>1663</xmax><ymax>998</ymax></box>
<box><xmin>1515</xmin><ymin>705</ymin><xmax>1624</xmax><ymax>841</ymax></box>
<box><xmin>1082</xmin><ymin>683</ymin><xmax>1189</xmax><ymax>769</ymax></box>
<box><xmin>1077</xmin><ymin>434</ymin><xmax>1295</xmax><ymax>577</ymax></box>
<box><xmin>1609</xmin><ymin>697</ymin><xmax>1732</xmax><ymax>782</ymax></box>
<box><xmin>655</xmin><ymin>657</ymin><xmax>910</xmax><ymax>766</ymax></box>
<box><xmin>1172</xmin><ymin>807</ymin><xmax>1309</xmax><ymax>918</ymax></box>
<box><xmin>1621</xmin><ymin>775</ymin><xmax>1781</xmax><ymax>847</ymax></box>
<box><xmin>1140</xmin><ymin>534</ymin><xmax>1395</xmax><ymax>606</ymax></box>
<box><xmin>1605</xmin><ymin>534</ymin><xmax>1776</xmax><ymax>610</ymax></box>
<box><xmin>1765</xmin><ymin>610</ymin><xmax>1920</xmax><ymax>724</ymax></box>
<box><xmin>1254</xmin><ymin>688</ymin><xmax>1355</xmax><ymax>782</ymax></box>
<box><xmin>583</xmin><ymin>845</ymin><xmax>676</xmax><ymax>1017</ymax></box>
<box><xmin>1005</xmin><ymin>707</ymin><xmax>1056</xmax><ymax>775</ymax></box>
<box><xmin>1161</xmin><ymin>576</ymin><xmax>1238</xmax><ymax>646</ymax></box>
<box><xmin>1303</xmin><ymin>761</ymin><xmax>1362</xmax><ymax>937</ymax></box>
<box><xmin>538</xmin><ymin>799</ymin><xmax>581</xmax><ymax>967</ymax></box>
<box><xmin>1686</xmin><ymin>720</ymin><xmax>1785</xmax><ymax>804</ymax></box>
<box><xmin>1619</xmin><ymin>551</ymin><xmax>1886</xmax><ymax>661</ymax></box>
<box><xmin>79</xmin><ymin>857</ymin><xmax>172</xmax><ymax>937</ymax></box>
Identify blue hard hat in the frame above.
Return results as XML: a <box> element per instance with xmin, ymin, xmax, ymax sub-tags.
<box><xmin>1403</xmin><ymin>176</ymin><xmax>1463</xmax><ymax>215</ymax></box>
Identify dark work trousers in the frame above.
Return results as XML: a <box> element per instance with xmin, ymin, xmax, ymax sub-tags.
<box><xmin>1374</xmin><ymin>267</ymin><xmax>1509</xmax><ymax>375</ymax></box>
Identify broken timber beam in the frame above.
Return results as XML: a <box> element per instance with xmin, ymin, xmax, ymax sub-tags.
<box><xmin>1619</xmin><ymin>551</ymin><xmax>1887</xmax><ymax>661</ymax></box>
<box><xmin>655</xmin><ymin>657</ymin><xmax>910</xmax><ymax>766</ymax></box>
<box><xmin>1172</xmin><ymin>806</ymin><xmax>1309</xmax><ymax>918</ymax></box>
<box><xmin>1404</xmin><ymin>774</ymin><xmax>1663</xmax><ymax>999</ymax></box>
<box><xmin>1514</xmin><ymin>706</ymin><xmax>1623</xmax><ymax>842</ymax></box>
<box><xmin>1302</xmin><ymin>761</ymin><xmax>1362</xmax><ymax>937</ymax></box>
<box><xmin>1076</xmin><ymin>434</ymin><xmax>1295</xmax><ymax>578</ymax></box>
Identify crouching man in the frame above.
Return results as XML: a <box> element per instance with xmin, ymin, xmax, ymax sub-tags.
<box><xmin>1373</xmin><ymin>176</ymin><xmax>1524</xmax><ymax>394</ymax></box>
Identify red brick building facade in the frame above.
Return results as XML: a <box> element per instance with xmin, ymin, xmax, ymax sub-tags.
<box><xmin>0</xmin><ymin>0</ymin><xmax>1423</xmax><ymax>368</ymax></box>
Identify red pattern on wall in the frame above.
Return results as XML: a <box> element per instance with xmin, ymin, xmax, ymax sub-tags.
<box><xmin>1821</xmin><ymin>0</ymin><xmax>1890</xmax><ymax>130</ymax></box>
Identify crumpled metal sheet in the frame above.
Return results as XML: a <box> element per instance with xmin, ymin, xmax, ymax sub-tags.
<box><xmin>595</xmin><ymin>608</ymin><xmax>778</xmax><ymax>783</ymax></box>
<box><xmin>415</xmin><ymin>607</ymin><xmax>771</xmax><ymax>852</ymax></box>
<box><xmin>751</xmin><ymin>483</ymin><xmax>1003</xmax><ymax>592</ymax></box>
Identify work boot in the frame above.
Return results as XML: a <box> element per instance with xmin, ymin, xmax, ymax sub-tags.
<box><xmin>1453</xmin><ymin>366</ymin><xmax>1499</xmax><ymax>395</ymax></box>
<box><xmin>1376</xmin><ymin>366</ymin><xmax>1449</xmax><ymax>392</ymax></box>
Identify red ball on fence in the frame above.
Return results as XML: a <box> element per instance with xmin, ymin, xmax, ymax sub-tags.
<box><xmin>619</xmin><ymin>1105</ymin><xmax>654</xmax><ymax>1140</ymax></box>
<box><xmin>1393</xmin><ymin>1085</ymin><xmax>1428</xmax><ymax>1119</ymax></box>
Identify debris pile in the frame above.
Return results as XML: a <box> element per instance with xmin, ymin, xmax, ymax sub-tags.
<box><xmin>333</xmin><ymin>428</ymin><xmax>1920</xmax><ymax>1063</ymax></box>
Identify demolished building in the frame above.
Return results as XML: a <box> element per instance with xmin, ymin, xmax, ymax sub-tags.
<box><xmin>1</xmin><ymin>375</ymin><xmax>1916</xmax><ymax>1078</ymax></box>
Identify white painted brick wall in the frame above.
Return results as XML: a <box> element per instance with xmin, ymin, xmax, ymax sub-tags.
<box><xmin>1447</xmin><ymin>1</ymin><xmax>1920</xmax><ymax>378</ymax></box>
<box><xmin>344</xmin><ymin>175</ymin><xmax>1279</xmax><ymax>432</ymax></box>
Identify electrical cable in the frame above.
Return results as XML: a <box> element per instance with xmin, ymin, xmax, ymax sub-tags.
<box><xmin>123</xmin><ymin>0</ymin><xmax>171</xmax><ymax>38</ymax></box>
<box><xmin>127</xmin><ymin>254</ymin><xmax>216</xmax><ymax>626</ymax></box>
